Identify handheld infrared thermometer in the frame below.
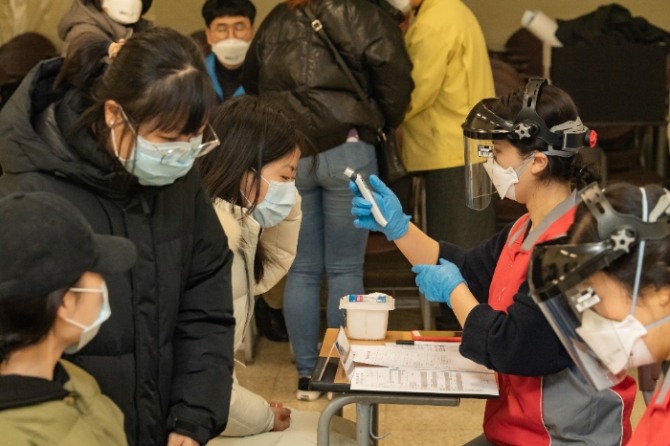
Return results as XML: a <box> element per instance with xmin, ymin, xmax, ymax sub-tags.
<box><xmin>344</xmin><ymin>167</ymin><xmax>388</xmax><ymax>228</ymax></box>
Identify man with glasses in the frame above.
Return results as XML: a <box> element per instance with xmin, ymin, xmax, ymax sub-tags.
<box><xmin>202</xmin><ymin>0</ymin><xmax>293</xmax><ymax>344</ymax></box>
<box><xmin>202</xmin><ymin>0</ymin><xmax>256</xmax><ymax>103</ymax></box>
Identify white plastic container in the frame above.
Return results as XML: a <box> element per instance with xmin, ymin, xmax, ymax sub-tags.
<box><xmin>339</xmin><ymin>293</ymin><xmax>395</xmax><ymax>340</ymax></box>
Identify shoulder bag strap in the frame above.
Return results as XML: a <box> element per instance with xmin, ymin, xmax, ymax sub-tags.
<box><xmin>301</xmin><ymin>5</ymin><xmax>383</xmax><ymax>128</ymax></box>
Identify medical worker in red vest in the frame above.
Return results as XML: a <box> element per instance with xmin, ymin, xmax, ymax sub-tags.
<box><xmin>350</xmin><ymin>78</ymin><xmax>637</xmax><ymax>445</ymax></box>
<box><xmin>529</xmin><ymin>182</ymin><xmax>670</xmax><ymax>446</ymax></box>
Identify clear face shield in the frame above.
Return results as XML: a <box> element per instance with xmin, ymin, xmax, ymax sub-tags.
<box><xmin>464</xmin><ymin>137</ymin><xmax>493</xmax><ymax>211</ymax></box>
<box><xmin>463</xmin><ymin>77</ymin><xmax>596</xmax><ymax>211</ymax></box>
<box><xmin>529</xmin><ymin>240</ymin><xmax>633</xmax><ymax>390</ymax></box>
<box><xmin>529</xmin><ymin>183</ymin><xmax>670</xmax><ymax>390</ymax></box>
<box><xmin>462</xmin><ymin>100</ymin><xmax>514</xmax><ymax>211</ymax></box>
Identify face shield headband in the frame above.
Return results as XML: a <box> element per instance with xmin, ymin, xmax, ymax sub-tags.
<box><xmin>463</xmin><ymin>78</ymin><xmax>597</xmax><ymax>211</ymax></box>
<box><xmin>529</xmin><ymin>182</ymin><xmax>670</xmax><ymax>390</ymax></box>
<box><xmin>462</xmin><ymin>78</ymin><xmax>598</xmax><ymax>157</ymax></box>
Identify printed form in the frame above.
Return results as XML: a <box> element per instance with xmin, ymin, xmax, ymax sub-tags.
<box><xmin>335</xmin><ymin>328</ymin><xmax>498</xmax><ymax>397</ymax></box>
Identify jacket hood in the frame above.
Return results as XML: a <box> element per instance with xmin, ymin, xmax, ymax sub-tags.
<box><xmin>0</xmin><ymin>362</ymin><xmax>69</xmax><ymax>410</ymax></box>
<box><xmin>0</xmin><ymin>58</ymin><xmax>136</xmax><ymax>199</ymax></box>
<box><xmin>58</xmin><ymin>0</ymin><xmax>134</xmax><ymax>42</ymax></box>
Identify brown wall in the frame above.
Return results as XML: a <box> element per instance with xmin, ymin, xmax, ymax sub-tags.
<box><xmin>153</xmin><ymin>0</ymin><xmax>670</xmax><ymax>51</ymax></box>
<box><xmin>3</xmin><ymin>0</ymin><xmax>670</xmax><ymax>52</ymax></box>
<box><xmin>465</xmin><ymin>0</ymin><xmax>670</xmax><ymax>51</ymax></box>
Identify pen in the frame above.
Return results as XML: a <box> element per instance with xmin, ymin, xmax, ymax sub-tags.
<box><xmin>396</xmin><ymin>340</ymin><xmax>414</xmax><ymax>345</ymax></box>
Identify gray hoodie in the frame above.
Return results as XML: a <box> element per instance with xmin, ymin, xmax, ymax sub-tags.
<box><xmin>57</xmin><ymin>0</ymin><xmax>152</xmax><ymax>55</ymax></box>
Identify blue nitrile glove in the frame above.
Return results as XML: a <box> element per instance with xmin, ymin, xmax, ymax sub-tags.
<box><xmin>411</xmin><ymin>258</ymin><xmax>467</xmax><ymax>308</ymax></box>
<box><xmin>349</xmin><ymin>174</ymin><xmax>411</xmax><ymax>241</ymax></box>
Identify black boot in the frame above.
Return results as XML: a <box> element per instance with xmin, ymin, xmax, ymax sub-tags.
<box><xmin>255</xmin><ymin>296</ymin><xmax>289</xmax><ymax>342</ymax></box>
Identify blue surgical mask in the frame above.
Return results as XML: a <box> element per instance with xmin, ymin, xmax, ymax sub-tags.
<box><xmin>121</xmin><ymin>135</ymin><xmax>201</xmax><ymax>186</ymax></box>
<box><xmin>251</xmin><ymin>177</ymin><xmax>296</xmax><ymax>228</ymax></box>
<box><xmin>63</xmin><ymin>283</ymin><xmax>111</xmax><ymax>354</ymax></box>
<box><xmin>110</xmin><ymin>107</ymin><xmax>220</xmax><ymax>187</ymax></box>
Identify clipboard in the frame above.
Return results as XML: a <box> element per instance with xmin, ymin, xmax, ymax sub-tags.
<box><xmin>410</xmin><ymin>330</ymin><xmax>462</xmax><ymax>342</ymax></box>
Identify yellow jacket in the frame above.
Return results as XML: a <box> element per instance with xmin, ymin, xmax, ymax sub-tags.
<box><xmin>402</xmin><ymin>0</ymin><xmax>494</xmax><ymax>172</ymax></box>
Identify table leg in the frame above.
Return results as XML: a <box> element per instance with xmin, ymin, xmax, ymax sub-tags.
<box><xmin>356</xmin><ymin>401</ymin><xmax>372</xmax><ymax>446</ymax></box>
<box><xmin>317</xmin><ymin>394</ymin><xmax>364</xmax><ymax>446</ymax></box>
<box><xmin>371</xmin><ymin>403</ymin><xmax>379</xmax><ymax>446</ymax></box>
<box><xmin>316</xmin><ymin>393</ymin><xmax>460</xmax><ymax>446</ymax></box>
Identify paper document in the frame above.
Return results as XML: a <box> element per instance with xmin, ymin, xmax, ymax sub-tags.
<box><xmin>350</xmin><ymin>367</ymin><xmax>498</xmax><ymax>396</ymax></box>
<box><xmin>350</xmin><ymin>343</ymin><xmax>490</xmax><ymax>372</ymax></box>
<box><xmin>333</xmin><ymin>328</ymin><xmax>499</xmax><ymax>397</ymax></box>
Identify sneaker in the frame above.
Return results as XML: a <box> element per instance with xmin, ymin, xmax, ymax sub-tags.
<box><xmin>255</xmin><ymin>297</ymin><xmax>289</xmax><ymax>342</ymax></box>
<box><xmin>296</xmin><ymin>376</ymin><xmax>322</xmax><ymax>401</ymax></box>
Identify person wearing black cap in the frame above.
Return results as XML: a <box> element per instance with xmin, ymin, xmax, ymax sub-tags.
<box><xmin>242</xmin><ymin>0</ymin><xmax>413</xmax><ymax>401</ymax></box>
<box><xmin>0</xmin><ymin>191</ymin><xmax>137</xmax><ymax>445</ymax></box>
<box><xmin>350</xmin><ymin>79</ymin><xmax>637</xmax><ymax>445</ymax></box>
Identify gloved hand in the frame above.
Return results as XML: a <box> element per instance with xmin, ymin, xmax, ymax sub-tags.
<box><xmin>411</xmin><ymin>258</ymin><xmax>467</xmax><ymax>308</ymax></box>
<box><xmin>349</xmin><ymin>174</ymin><xmax>411</xmax><ymax>241</ymax></box>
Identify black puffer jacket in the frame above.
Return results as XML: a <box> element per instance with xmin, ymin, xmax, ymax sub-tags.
<box><xmin>242</xmin><ymin>0</ymin><xmax>414</xmax><ymax>152</ymax></box>
<box><xmin>0</xmin><ymin>58</ymin><xmax>235</xmax><ymax>446</ymax></box>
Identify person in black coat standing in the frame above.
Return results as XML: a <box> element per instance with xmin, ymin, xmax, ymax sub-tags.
<box><xmin>0</xmin><ymin>27</ymin><xmax>235</xmax><ymax>446</ymax></box>
<box><xmin>243</xmin><ymin>0</ymin><xmax>413</xmax><ymax>400</ymax></box>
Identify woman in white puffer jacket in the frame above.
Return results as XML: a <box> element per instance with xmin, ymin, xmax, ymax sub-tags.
<box><xmin>197</xmin><ymin>96</ymin><xmax>356</xmax><ymax>446</ymax></box>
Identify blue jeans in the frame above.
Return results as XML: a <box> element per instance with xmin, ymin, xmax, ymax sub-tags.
<box><xmin>284</xmin><ymin>141</ymin><xmax>377</xmax><ymax>376</ymax></box>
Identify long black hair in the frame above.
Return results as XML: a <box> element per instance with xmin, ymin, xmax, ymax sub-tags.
<box><xmin>197</xmin><ymin>95</ymin><xmax>309</xmax><ymax>281</ymax></box>
<box><xmin>55</xmin><ymin>27</ymin><xmax>216</xmax><ymax>164</ymax></box>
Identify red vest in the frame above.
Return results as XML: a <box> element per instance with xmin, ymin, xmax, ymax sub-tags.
<box><xmin>483</xmin><ymin>208</ymin><xmax>636</xmax><ymax>445</ymax></box>
<box><xmin>628</xmin><ymin>375</ymin><xmax>670</xmax><ymax>446</ymax></box>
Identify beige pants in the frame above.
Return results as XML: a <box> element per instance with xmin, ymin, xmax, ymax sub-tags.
<box><xmin>206</xmin><ymin>410</ymin><xmax>356</xmax><ymax>446</ymax></box>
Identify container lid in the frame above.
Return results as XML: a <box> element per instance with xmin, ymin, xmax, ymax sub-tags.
<box><xmin>339</xmin><ymin>293</ymin><xmax>395</xmax><ymax>311</ymax></box>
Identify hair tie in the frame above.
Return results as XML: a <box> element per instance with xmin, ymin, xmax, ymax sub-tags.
<box><xmin>108</xmin><ymin>38</ymin><xmax>126</xmax><ymax>61</ymax></box>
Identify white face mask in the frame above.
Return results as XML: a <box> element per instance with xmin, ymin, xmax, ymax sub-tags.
<box><xmin>212</xmin><ymin>39</ymin><xmax>250</xmax><ymax>68</ymax></box>
<box><xmin>250</xmin><ymin>177</ymin><xmax>297</xmax><ymax>228</ymax></box>
<box><xmin>102</xmin><ymin>0</ymin><xmax>142</xmax><ymax>25</ymax></box>
<box><xmin>63</xmin><ymin>283</ymin><xmax>111</xmax><ymax>354</ymax></box>
<box><xmin>576</xmin><ymin>309</ymin><xmax>654</xmax><ymax>375</ymax></box>
<box><xmin>482</xmin><ymin>155</ymin><xmax>533</xmax><ymax>201</ymax></box>
<box><xmin>574</xmin><ymin>187</ymin><xmax>670</xmax><ymax>377</ymax></box>
<box><xmin>385</xmin><ymin>0</ymin><xmax>411</xmax><ymax>13</ymax></box>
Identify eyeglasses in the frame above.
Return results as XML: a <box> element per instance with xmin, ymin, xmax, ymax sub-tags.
<box><xmin>137</xmin><ymin>123</ymin><xmax>220</xmax><ymax>164</ymax></box>
<box><xmin>119</xmin><ymin>108</ymin><xmax>220</xmax><ymax>164</ymax></box>
<box><xmin>215</xmin><ymin>22</ymin><xmax>250</xmax><ymax>39</ymax></box>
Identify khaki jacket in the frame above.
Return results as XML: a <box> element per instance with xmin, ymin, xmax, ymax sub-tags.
<box><xmin>0</xmin><ymin>360</ymin><xmax>127</xmax><ymax>445</ymax></box>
